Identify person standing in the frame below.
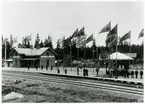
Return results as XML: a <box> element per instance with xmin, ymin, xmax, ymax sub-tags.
<box><xmin>96</xmin><ymin>61</ymin><xmax>100</xmax><ymax>76</ymax></box>
<box><xmin>131</xmin><ymin>70</ymin><xmax>134</xmax><ymax>78</ymax></box>
<box><xmin>77</xmin><ymin>66</ymin><xmax>79</xmax><ymax>76</ymax></box>
<box><xmin>86</xmin><ymin>67</ymin><xmax>88</xmax><ymax>76</ymax></box>
<box><xmin>64</xmin><ymin>68</ymin><xmax>67</xmax><ymax>75</ymax></box>
<box><xmin>41</xmin><ymin>66</ymin><xmax>43</xmax><ymax>70</ymax></box>
<box><xmin>57</xmin><ymin>67</ymin><xmax>60</xmax><ymax>74</ymax></box>
<box><xmin>135</xmin><ymin>70</ymin><xmax>138</xmax><ymax>79</ymax></box>
<box><xmin>46</xmin><ymin>65</ymin><xmax>48</xmax><ymax>70</ymax></box>
<box><xmin>83</xmin><ymin>67</ymin><xmax>85</xmax><ymax>77</ymax></box>
<box><xmin>36</xmin><ymin>64</ymin><xmax>38</xmax><ymax>71</ymax></box>
<box><xmin>106</xmin><ymin>61</ymin><xmax>108</xmax><ymax>74</ymax></box>
<box><xmin>140</xmin><ymin>70</ymin><xmax>143</xmax><ymax>79</ymax></box>
<box><xmin>51</xmin><ymin>66</ymin><xmax>53</xmax><ymax>70</ymax></box>
<box><xmin>27</xmin><ymin>64</ymin><xmax>30</xmax><ymax>71</ymax></box>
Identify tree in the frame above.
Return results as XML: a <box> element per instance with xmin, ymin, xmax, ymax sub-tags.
<box><xmin>44</xmin><ymin>35</ymin><xmax>53</xmax><ymax>49</ymax></box>
<box><xmin>34</xmin><ymin>33</ymin><xmax>40</xmax><ymax>48</ymax></box>
<box><xmin>2</xmin><ymin>38</ymin><xmax>11</xmax><ymax>59</ymax></box>
<box><xmin>40</xmin><ymin>40</ymin><xmax>44</xmax><ymax>47</ymax></box>
<box><xmin>71</xmin><ymin>39</ymin><xmax>77</xmax><ymax>60</ymax></box>
<box><xmin>2</xmin><ymin>35</ymin><xmax>3</xmax><ymax>43</ymax></box>
<box><xmin>91</xmin><ymin>39</ymin><xmax>97</xmax><ymax>60</ymax></box>
<box><xmin>55</xmin><ymin>39</ymin><xmax>61</xmax><ymax>59</ymax></box>
<box><xmin>26</xmin><ymin>41</ymin><xmax>31</xmax><ymax>48</ymax></box>
<box><xmin>10</xmin><ymin>34</ymin><xmax>13</xmax><ymax>48</ymax></box>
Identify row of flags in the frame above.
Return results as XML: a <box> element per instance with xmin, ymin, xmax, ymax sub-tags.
<box><xmin>2</xmin><ymin>36</ymin><xmax>17</xmax><ymax>45</ymax></box>
<box><xmin>60</xmin><ymin>27</ymin><xmax>94</xmax><ymax>48</ymax></box>
<box><xmin>98</xmin><ymin>21</ymin><xmax>144</xmax><ymax>48</ymax></box>
<box><xmin>2</xmin><ymin>25</ymin><xmax>144</xmax><ymax>48</ymax></box>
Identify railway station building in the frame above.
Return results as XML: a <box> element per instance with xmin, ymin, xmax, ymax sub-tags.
<box><xmin>9</xmin><ymin>47</ymin><xmax>58</xmax><ymax>68</ymax></box>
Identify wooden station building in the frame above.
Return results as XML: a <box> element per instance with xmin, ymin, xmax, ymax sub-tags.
<box><xmin>9</xmin><ymin>47</ymin><xmax>58</xmax><ymax>68</ymax></box>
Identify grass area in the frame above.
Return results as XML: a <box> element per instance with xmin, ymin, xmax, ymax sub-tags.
<box><xmin>2</xmin><ymin>77</ymin><xmax>143</xmax><ymax>103</ymax></box>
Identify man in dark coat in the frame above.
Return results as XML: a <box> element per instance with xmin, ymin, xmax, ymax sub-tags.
<box><xmin>41</xmin><ymin>66</ymin><xmax>43</xmax><ymax>70</ymax></box>
<box><xmin>46</xmin><ymin>65</ymin><xmax>48</xmax><ymax>70</ymax></box>
<box><xmin>36</xmin><ymin>64</ymin><xmax>38</xmax><ymax>70</ymax></box>
<box><xmin>140</xmin><ymin>70</ymin><xmax>143</xmax><ymax>79</ymax></box>
<box><xmin>135</xmin><ymin>70</ymin><xmax>138</xmax><ymax>79</ymax></box>
<box><xmin>64</xmin><ymin>68</ymin><xmax>67</xmax><ymax>75</ymax></box>
<box><xmin>83</xmin><ymin>67</ymin><xmax>85</xmax><ymax>77</ymax></box>
<box><xmin>51</xmin><ymin>66</ymin><xmax>53</xmax><ymax>70</ymax></box>
<box><xmin>27</xmin><ymin>64</ymin><xmax>30</xmax><ymax>71</ymax></box>
<box><xmin>57</xmin><ymin>67</ymin><xmax>60</xmax><ymax>74</ymax></box>
<box><xmin>77</xmin><ymin>66</ymin><xmax>79</xmax><ymax>76</ymax></box>
<box><xmin>86</xmin><ymin>68</ymin><xmax>88</xmax><ymax>76</ymax></box>
<box><xmin>131</xmin><ymin>70</ymin><xmax>134</xmax><ymax>78</ymax></box>
<box><xmin>96</xmin><ymin>62</ymin><xmax>100</xmax><ymax>76</ymax></box>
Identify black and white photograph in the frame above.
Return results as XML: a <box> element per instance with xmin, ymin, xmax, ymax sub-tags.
<box><xmin>1</xmin><ymin>0</ymin><xmax>144</xmax><ymax>103</ymax></box>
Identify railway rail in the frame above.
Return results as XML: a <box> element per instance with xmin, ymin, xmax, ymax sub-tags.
<box><xmin>2</xmin><ymin>71</ymin><xmax>143</xmax><ymax>95</ymax></box>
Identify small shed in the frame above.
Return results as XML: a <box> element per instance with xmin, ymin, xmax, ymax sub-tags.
<box><xmin>108</xmin><ymin>52</ymin><xmax>134</xmax><ymax>60</ymax></box>
<box><xmin>6</xmin><ymin>59</ymin><xmax>13</xmax><ymax>67</ymax></box>
<box><xmin>107</xmin><ymin>52</ymin><xmax>134</xmax><ymax>70</ymax></box>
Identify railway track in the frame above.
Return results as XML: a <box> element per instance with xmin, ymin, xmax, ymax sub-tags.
<box><xmin>2</xmin><ymin>71</ymin><xmax>143</xmax><ymax>95</ymax></box>
<box><xmin>3</xmin><ymin>70</ymin><xmax>143</xmax><ymax>88</ymax></box>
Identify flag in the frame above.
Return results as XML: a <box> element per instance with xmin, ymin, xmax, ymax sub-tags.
<box><xmin>99</xmin><ymin>21</ymin><xmax>111</xmax><ymax>34</ymax></box>
<box><xmin>106</xmin><ymin>24</ymin><xmax>117</xmax><ymax>39</ymax></box>
<box><xmin>63</xmin><ymin>36</ymin><xmax>72</xmax><ymax>46</ymax></box>
<box><xmin>120</xmin><ymin>31</ymin><xmax>131</xmax><ymax>42</ymax></box>
<box><xmin>24</xmin><ymin>34</ymin><xmax>32</xmax><ymax>41</ymax></box>
<box><xmin>78</xmin><ymin>27</ymin><xmax>85</xmax><ymax>36</ymax></box>
<box><xmin>12</xmin><ymin>37</ymin><xmax>17</xmax><ymax>43</ymax></box>
<box><xmin>138</xmin><ymin>29</ymin><xmax>144</xmax><ymax>39</ymax></box>
<box><xmin>72</xmin><ymin>28</ymin><xmax>79</xmax><ymax>38</ymax></box>
<box><xmin>107</xmin><ymin>36</ymin><xmax>117</xmax><ymax>47</ymax></box>
<box><xmin>76</xmin><ymin>36</ymin><xmax>85</xmax><ymax>48</ymax></box>
<box><xmin>106</xmin><ymin>24</ymin><xmax>118</xmax><ymax>47</ymax></box>
<box><xmin>86</xmin><ymin>34</ymin><xmax>93</xmax><ymax>44</ymax></box>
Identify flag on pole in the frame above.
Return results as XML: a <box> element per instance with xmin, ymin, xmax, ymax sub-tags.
<box><xmin>86</xmin><ymin>34</ymin><xmax>93</xmax><ymax>44</ymax></box>
<box><xmin>78</xmin><ymin>27</ymin><xmax>85</xmax><ymax>37</ymax></box>
<box><xmin>120</xmin><ymin>31</ymin><xmax>131</xmax><ymax>42</ymax></box>
<box><xmin>99</xmin><ymin>21</ymin><xmax>111</xmax><ymax>34</ymax></box>
<box><xmin>12</xmin><ymin>37</ymin><xmax>17</xmax><ymax>43</ymax></box>
<box><xmin>2</xmin><ymin>38</ymin><xmax>8</xmax><ymax>44</ymax></box>
<box><xmin>72</xmin><ymin>28</ymin><xmax>79</xmax><ymax>38</ymax></box>
<box><xmin>138</xmin><ymin>29</ymin><xmax>144</xmax><ymax>39</ymax></box>
<box><xmin>108</xmin><ymin>36</ymin><xmax>117</xmax><ymax>47</ymax></box>
<box><xmin>76</xmin><ymin>36</ymin><xmax>85</xmax><ymax>48</ymax></box>
<box><xmin>106</xmin><ymin>24</ymin><xmax>118</xmax><ymax>47</ymax></box>
<box><xmin>64</xmin><ymin>36</ymin><xmax>72</xmax><ymax>46</ymax></box>
<box><xmin>24</xmin><ymin>34</ymin><xmax>32</xmax><ymax>41</ymax></box>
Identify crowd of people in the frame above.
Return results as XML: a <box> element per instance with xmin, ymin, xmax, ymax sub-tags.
<box><xmin>27</xmin><ymin>62</ymin><xmax>143</xmax><ymax>79</ymax></box>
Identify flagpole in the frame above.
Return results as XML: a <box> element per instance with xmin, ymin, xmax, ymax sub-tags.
<box><xmin>93</xmin><ymin>35</ymin><xmax>94</xmax><ymax>74</ymax></box>
<box><xmin>5</xmin><ymin>39</ymin><xmax>7</xmax><ymax>66</ymax></box>
<box><xmin>63</xmin><ymin>36</ymin><xmax>65</xmax><ymax>70</ymax></box>
<box><xmin>70</xmin><ymin>43</ymin><xmax>72</xmax><ymax>71</ymax></box>
<box><xmin>77</xmin><ymin>37</ymin><xmax>79</xmax><ymax>66</ymax></box>
<box><xmin>129</xmin><ymin>33</ymin><xmax>131</xmax><ymax>69</ymax></box>
<box><xmin>31</xmin><ymin>34</ymin><xmax>32</xmax><ymax>68</ymax></box>
<box><xmin>115</xmin><ymin>24</ymin><xmax>118</xmax><ymax>79</ymax></box>
<box><xmin>84</xmin><ymin>35</ymin><xmax>86</xmax><ymax>66</ymax></box>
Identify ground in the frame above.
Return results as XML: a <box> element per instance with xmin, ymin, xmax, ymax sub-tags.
<box><xmin>2</xmin><ymin>74</ymin><xmax>143</xmax><ymax>103</ymax></box>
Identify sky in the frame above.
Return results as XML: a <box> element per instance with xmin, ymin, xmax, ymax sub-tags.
<box><xmin>2</xmin><ymin>1</ymin><xmax>144</xmax><ymax>48</ymax></box>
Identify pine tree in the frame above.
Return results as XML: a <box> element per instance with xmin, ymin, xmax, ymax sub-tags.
<box><xmin>2</xmin><ymin>35</ymin><xmax>3</xmax><ymax>43</ymax></box>
<box><xmin>44</xmin><ymin>35</ymin><xmax>53</xmax><ymax>49</ymax></box>
<box><xmin>26</xmin><ymin>41</ymin><xmax>31</xmax><ymax>48</ymax></box>
<box><xmin>40</xmin><ymin>40</ymin><xmax>44</xmax><ymax>47</ymax></box>
<box><xmin>56</xmin><ymin>39</ymin><xmax>61</xmax><ymax>59</ymax></box>
<box><xmin>10</xmin><ymin>34</ymin><xmax>13</xmax><ymax>48</ymax></box>
<box><xmin>34</xmin><ymin>33</ymin><xmax>40</xmax><ymax>48</ymax></box>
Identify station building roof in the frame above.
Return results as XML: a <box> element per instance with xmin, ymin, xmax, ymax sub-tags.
<box><xmin>11</xmin><ymin>47</ymin><xmax>58</xmax><ymax>56</ymax></box>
